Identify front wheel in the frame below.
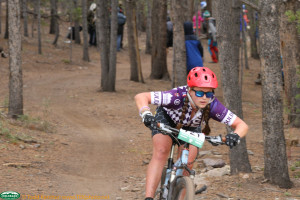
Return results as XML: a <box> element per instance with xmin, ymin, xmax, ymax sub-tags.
<box><xmin>170</xmin><ymin>176</ymin><xmax>195</xmax><ymax>200</ymax></box>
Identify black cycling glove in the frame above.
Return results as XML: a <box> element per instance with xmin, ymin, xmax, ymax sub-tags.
<box><xmin>142</xmin><ymin>111</ymin><xmax>158</xmax><ymax>131</ymax></box>
<box><xmin>225</xmin><ymin>132</ymin><xmax>240</xmax><ymax>149</ymax></box>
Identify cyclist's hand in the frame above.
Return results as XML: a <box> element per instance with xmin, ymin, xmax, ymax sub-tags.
<box><xmin>225</xmin><ymin>132</ymin><xmax>240</xmax><ymax>149</ymax></box>
<box><xmin>141</xmin><ymin>111</ymin><xmax>158</xmax><ymax>130</ymax></box>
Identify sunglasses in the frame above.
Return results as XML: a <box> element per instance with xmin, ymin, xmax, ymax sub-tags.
<box><xmin>191</xmin><ymin>89</ymin><xmax>214</xmax><ymax>98</ymax></box>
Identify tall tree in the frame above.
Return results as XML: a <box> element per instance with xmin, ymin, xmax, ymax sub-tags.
<box><xmin>248</xmin><ymin>4</ymin><xmax>259</xmax><ymax>59</ymax></box>
<box><xmin>150</xmin><ymin>0</ymin><xmax>169</xmax><ymax>80</ymax></box>
<box><xmin>22</xmin><ymin>0</ymin><xmax>28</xmax><ymax>37</ymax></box>
<box><xmin>8</xmin><ymin>0</ymin><xmax>23</xmax><ymax>118</ymax></box>
<box><xmin>49</xmin><ymin>0</ymin><xmax>58</xmax><ymax>34</ymax></box>
<box><xmin>215</xmin><ymin>0</ymin><xmax>252</xmax><ymax>174</ymax></box>
<box><xmin>108</xmin><ymin>0</ymin><xmax>118</xmax><ymax>91</ymax></box>
<box><xmin>125</xmin><ymin>0</ymin><xmax>144</xmax><ymax>83</ymax></box>
<box><xmin>82</xmin><ymin>0</ymin><xmax>90</xmax><ymax>61</ymax></box>
<box><xmin>4</xmin><ymin>0</ymin><xmax>8</xmax><ymax>39</ymax></box>
<box><xmin>260</xmin><ymin>0</ymin><xmax>293</xmax><ymax>188</ymax></box>
<box><xmin>171</xmin><ymin>0</ymin><xmax>189</xmax><ymax>86</ymax></box>
<box><xmin>52</xmin><ymin>0</ymin><xmax>59</xmax><ymax>46</ymax></box>
<box><xmin>0</xmin><ymin>0</ymin><xmax>2</xmax><ymax>34</ymax></box>
<box><xmin>37</xmin><ymin>0</ymin><xmax>42</xmax><ymax>54</ymax></box>
<box><xmin>98</xmin><ymin>0</ymin><xmax>118</xmax><ymax>91</ymax></box>
<box><xmin>98</xmin><ymin>0</ymin><xmax>110</xmax><ymax>89</ymax></box>
<box><xmin>73</xmin><ymin>0</ymin><xmax>81</xmax><ymax>44</ymax></box>
<box><xmin>136</xmin><ymin>0</ymin><xmax>146</xmax><ymax>32</ymax></box>
<box><xmin>280</xmin><ymin>0</ymin><xmax>300</xmax><ymax>127</ymax></box>
<box><xmin>145</xmin><ymin>0</ymin><xmax>152</xmax><ymax>54</ymax></box>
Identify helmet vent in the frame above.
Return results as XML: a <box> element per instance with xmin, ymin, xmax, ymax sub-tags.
<box><xmin>195</xmin><ymin>73</ymin><xmax>198</xmax><ymax>77</ymax></box>
<box><xmin>212</xmin><ymin>74</ymin><xmax>215</xmax><ymax>78</ymax></box>
<box><xmin>204</xmin><ymin>75</ymin><xmax>208</xmax><ymax>80</ymax></box>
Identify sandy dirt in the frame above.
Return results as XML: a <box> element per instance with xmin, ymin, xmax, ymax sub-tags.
<box><xmin>0</xmin><ymin>21</ymin><xmax>300</xmax><ymax>200</ymax></box>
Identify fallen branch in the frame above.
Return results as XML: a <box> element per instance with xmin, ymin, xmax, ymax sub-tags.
<box><xmin>3</xmin><ymin>163</ymin><xmax>31</xmax><ymax>168</ymax></box>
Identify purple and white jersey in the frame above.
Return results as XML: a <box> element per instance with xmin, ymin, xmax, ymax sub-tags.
<box><xmin>150</xmin><ymin>86</ymin><xmax>237</xmax><ymax>127</ymax></box>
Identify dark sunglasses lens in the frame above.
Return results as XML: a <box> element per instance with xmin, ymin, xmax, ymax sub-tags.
<box><xmin>206</xmin><ymin>92</ymin><xmax>214</xmax><ymax>98</ymax></box>
<box><xmin>195</xmin><ymin>91</ymin><xmax>204</xmax><ymax>97</ymax></box>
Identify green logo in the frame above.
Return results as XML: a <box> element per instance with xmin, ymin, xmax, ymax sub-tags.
<box><xmin>0</xmin><ymin>191</ymin><xmax>20</xmax><ymax>200</ymax></box>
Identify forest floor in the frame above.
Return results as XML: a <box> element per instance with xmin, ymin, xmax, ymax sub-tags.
<box><xmin>0</xmin><ymin>23</ymin><xmax>300</xmax><ymax>200</ymax></box>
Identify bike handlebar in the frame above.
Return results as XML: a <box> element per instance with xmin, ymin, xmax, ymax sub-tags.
<box><xmin>157</xmin><ymin>123</ymin><xmax>226</xmax><ymax>146</ymax></box>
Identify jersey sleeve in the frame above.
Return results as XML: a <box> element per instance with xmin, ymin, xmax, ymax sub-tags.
<box><xmin>209</xmin><ymin>98</ymin><xmax>237</xmax><ymax>126</ymax></box>
<box><xmin>150</xmin><ymin>86</ymin><xmax>187</xmax><ymax>109</ymax></box>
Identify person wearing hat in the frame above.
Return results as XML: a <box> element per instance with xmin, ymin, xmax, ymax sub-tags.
<box><xmin>87</xmin><ymin>3</ymin><xmax>97</xmax><ymax>46</ymax></box>
<box><xmin>135</xmin><ymin>67</ymin><xmax>248</xmax><ymax>200</ymax></box>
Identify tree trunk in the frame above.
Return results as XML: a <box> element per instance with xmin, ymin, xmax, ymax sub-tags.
<box><xmin>5</xmin><ymin>0</ymin><xmax>8</xmax><ymax>39</ymax></box>
<box><xmin>171</xmin><ymin>0</ymin><xmax>188</xmax><ymax>86</ymax></box>
<box><xmin>49</xmin><ymin>0</ymin><xmax>57</xmax><ymax>34</ymax></box>
<box><xmin>280</xmin><ymin>0</ymin><xmax>300</xmax><ymax>127</ymax></box>
<box><xmin>248</xmin><ymin>6</ymin><xmax>259</xmax><ymax>59</ymax></box>
<box><xmin>37</xmin><ymin>0</ymin><xmax>42</xmax><ymax>54</ymax></box>
<box><xmin>107</xmin><ymin>0</ymin><xmax>118</xmax><ymax>91</ymax></box>
<box><xmin>73</xmin><ymin>0</ymin><xmax>81</xmax><ymax>44</ymax></box>
<box><xmin>98</xmin><ymin>0</ymin><xmax>110</xmax><ymax>89</ymax></box>
<box><xmin>125</xmin><ymin>0</ymin><xmax>140</xmax><ymax>82</ymax></box>
<box><xmin>136</xmin><ymin>0</ymin><xmax>146</xmax><ymax>32</ymax></box>
<box><xmin>145</xmin><ymin>0</ymin><xmax>152</xmax><ymax>54</ymax></box>
<box><xmin>82</xmin><ymin>0</ymin><xmax>90</xmax><ymax>61</ymax></box>
<box><xmin>0</xmin><ymin>0</ymin><xmax>2</xmax><ymax>34</ymax></box>
<box><xmin>150</xmin><ymin>0</ymin><xmax>169</xmax><ymax>80</ymax></box>
<box><xmin>260</xmin><ymin>0</ymin><xmax>293</xmax><ymax>188</ymax></box>
<box><xmin>8</xmin><ymin>0</ymin><xmax>23</xmax><ymax>118</ymax></box>
<box><xmin>187</xmin><ymin>0</ymin><xmax>194</xmax><ymax>20</ymax></box>
<box><xmin>22</xmin><ymin>0</ymin><xmax>28</xmax><ymax>37</ymax></box>
<box><xmin>52</xmin><ymin>0</ymin><xmax>59</xmax><ymax>46</ymax></box>
<box><xmin>215</xmin><ymin>0</ymin><xmax>252</xmax><ymax>174</ymax></box>
<box><xmin>206</xmin><ymin>0</ymin><xmax>213</xmax><ymax>16</ymax></box>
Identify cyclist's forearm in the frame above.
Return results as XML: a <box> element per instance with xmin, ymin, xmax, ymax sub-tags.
<box><xmin>135</xmin><ymin>92</ymin><xmax>152</xmax><ymax>113</ymax></box>
<box><xmin>230</xmin><ymin>117</ymin><xmax>248</xmax><ymax>138</ymax></box>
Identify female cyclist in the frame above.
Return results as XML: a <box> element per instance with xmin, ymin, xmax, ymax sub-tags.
<box><xmin>134</xmin><ymin>67</ymin><xmax>249</xmax><ymax>200</ymax></box>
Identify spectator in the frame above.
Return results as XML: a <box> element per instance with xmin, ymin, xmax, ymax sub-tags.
<box><xmin>192</xmin><ymin>11</ymin><xmax>204</xmax><ymax>36</ymax></box>
<box><xmin>184</xmin><ymin>21</ymin><xmax>204</xmax><ymax>73</ymax></box>
<box><xmin>204</xmin><ymin>13</ymin><xmax>219</xmax><ymax>63</ymax></box>
<box><xmin>166</xmin><ymin>16</ymin><xmax>173</xmax><ymax>48</ymax></box>
<box><xmin>117</xmin><ymin>7</ymin><xmax>126</xmax><ymax>51</ymax></box>
<box><xmin>87</xmin><ymin>3</ymin><xmax>97</xmax><ymax>46</ymax></box>
<box><xmin>202</xmin><ymin>10</ymin><xmax>210</xmax><ymax>35</ymax></box>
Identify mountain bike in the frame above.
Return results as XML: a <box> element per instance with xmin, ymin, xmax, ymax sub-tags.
<box><xmin>155</xmin><ymin>123</ymin><xmax>225</xmax><ymax>200</ymax></box>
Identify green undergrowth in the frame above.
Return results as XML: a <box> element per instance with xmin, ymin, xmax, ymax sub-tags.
<box><xmin>0</xmin><ymin>112</ymin><xmax>54</xmax><ymax>145</ymax></box>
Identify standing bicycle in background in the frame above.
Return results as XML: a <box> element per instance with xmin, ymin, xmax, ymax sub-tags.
<box><xmin>135</xmin><ymin>67</ymin><xmax>249</xmax><ymax>200</ymax></box>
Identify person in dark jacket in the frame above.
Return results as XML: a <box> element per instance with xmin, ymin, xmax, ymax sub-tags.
<box><xmin>166</xmin><ymin>17</ymin><xmax>173</xmax><ymax>48</ymax></box>
<box><xmin>184</xmin><ymin>21</ymin><xmax>204</xmax><ymax>73</ymax></box>
<box><xmin>117</xmin><ymin>8</ymin><xmax>126</xmax><ymax>51</ymax></box>
<box><xmin>87</xmin><ymin>3</ymin><xmax>97</xmax><ymax>46</ymax></box>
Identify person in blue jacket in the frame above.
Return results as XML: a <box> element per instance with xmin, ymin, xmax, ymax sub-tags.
<box><xmin>184</xmin><ymin>21</ymin><xmax>204</xmax><ymax>73</ymax></box>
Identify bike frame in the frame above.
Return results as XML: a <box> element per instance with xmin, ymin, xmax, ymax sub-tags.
<box><xmin>162</xmin><ymin>142</ymin><xmax>195</xmax><ymax>199</ymax></box>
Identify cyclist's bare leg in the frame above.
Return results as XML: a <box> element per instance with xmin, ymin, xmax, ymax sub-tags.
<box><xmin>183</xmin><ymin>145</ymin><xmax>198</xmax><ymax>176</ymax></box>
<box><xmin>145</xmin><ymin>133</ymin><xmax>173</xmax><ymax>198</ymax></box>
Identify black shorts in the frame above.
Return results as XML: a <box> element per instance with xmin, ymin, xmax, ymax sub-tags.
<box><xmin>152</xmin><ymin>107</ymin><xmax>202</xmax><ymax>144</ymax></box>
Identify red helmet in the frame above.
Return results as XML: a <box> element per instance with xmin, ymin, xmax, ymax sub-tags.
<box><xmin>187</xmin><ymin>67</ymin><xmax>218</xmax><ymax>89</ymax></box>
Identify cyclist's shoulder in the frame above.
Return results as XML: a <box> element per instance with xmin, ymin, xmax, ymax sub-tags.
<box><xmin>209</xmin><ymin>97</ymin><xmax>228</xmax><ymax>114</ymax></box>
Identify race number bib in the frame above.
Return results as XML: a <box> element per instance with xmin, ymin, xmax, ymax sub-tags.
<box><xmin>178</xmin><ymin>129</ymin><xmax>205</xmax><ymax>148</ymax></box>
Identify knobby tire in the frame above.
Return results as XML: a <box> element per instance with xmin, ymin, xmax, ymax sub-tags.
<box><xmin>170</xmin><ymin>176</ymin><xmax>195</xmax><ymax>200</ymax></box>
